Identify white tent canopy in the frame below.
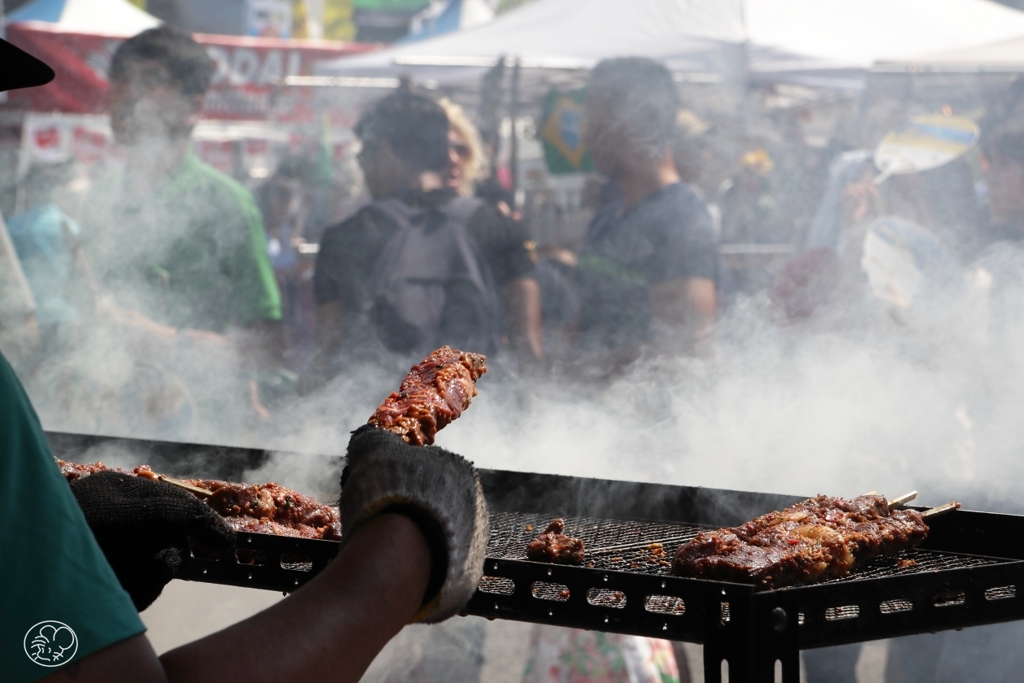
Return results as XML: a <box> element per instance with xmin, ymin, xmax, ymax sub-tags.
<box><xmin>8</xmin><ymin>0</ymin><xmax>161</xmax><ymax>35</ymax></box>
<box><xmin>317</xmin><ymin>0</ymin><xmax>1024</xmax><ymax>90</ymax></box>
<box><xmin>877</xmin><ymin>35</ymin><xmax>1024</xmax><ymax>73</ymax></box>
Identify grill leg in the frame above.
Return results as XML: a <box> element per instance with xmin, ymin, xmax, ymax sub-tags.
<box><xmin>702</xmin><ymin>592</ymin><xmax>800</xmax><ymax>683</ymax></box>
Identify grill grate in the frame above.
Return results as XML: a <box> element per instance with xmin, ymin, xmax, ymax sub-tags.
<box><xmin>486</xmin><ymin>512</ymin><xmax>1008</xmax><ymax>589</ymax></box>
<box><xmin>486</xmin><ymin>512</ymin><xmax>700</xmax><ymax>573</ymax></box>
<box><xmin>48</xmin><ymin>431</ymin><xmax>1024</xmax><ymax>683</ymax></box>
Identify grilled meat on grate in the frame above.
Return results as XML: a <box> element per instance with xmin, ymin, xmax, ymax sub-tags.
<box><xmin>526</xmin><ymin>518</ymin><xmax>586</xmax><ymax>565</ymax></box>
<box><xmin>367</xmin><ymin>346</ymin><xmax>487</xmax><ymax>446</ymax></box>
<box><xmin>671</xmin><ymin>494</ymin><xmax>928</xmax><ymax>588</ymax></box>
<box><xmin>188</xmin><ymin>479</ymin><xmax>341</xmax><ymax>540</ymax></box>
<box><xmin>57</xmin><ymin>460</ymin><xmax>341</xmax><ymax>540</ymax></box>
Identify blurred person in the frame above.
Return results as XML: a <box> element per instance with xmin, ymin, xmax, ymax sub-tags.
<box><xmin>980</xmin><ymin>127</ymin><xmax>1024</xmax><ymax>247</ymax></box>
<box><xmin>781</xmin><ymin>115</ymin><xmax>983</xmax><ymax>330</ymax></box>
<box><xmin>801</xmin><ymin>89</ymin><xmax>917</xmax><ymax>253</ymax></box>
<box><xmin>671</xmin><ymin>109</ymin><xmax>712</xmax><ymax>192</ymax></box>
<box><xmin>533</xmin><ymin>246</ymin><xmax>580</xmax><ymax>361</ymax></box>
<box><xmin>257</xmin><ymin>165</ymin><xmax>315</xmax><ymax>365</ymax></box>
<box><xmin>0</xmin><ymin>212</ymin><xmax>40</xmax><ymax>369</ymax></box>
<box><xmin>716</xmin><ymin>148</ymin><xmax>791</xmax><ymax>305</ymax></box>
<box><xmin>5</xmin><ymin>161</ymin><xmax>85</xmax><ymax>350</ymax></box>
<box><xmin>517</xmin><ymin>55</ymin><xmax>697</xmax><ymax>682</ymax></box>
<box><xmin>718</xmin><ymin>148</ymin><xmax>789</xmax><ymax>245</ymax></box>
<box><xmin>79</xmin><ymin>27</ymin><xmax>284</xmax><ymax>428</ymax></box>
<box><xmin>304</xmin><ymin>91</ymin><xmax>541</xmax><ymax>394</ymax></box>
<box><xmin>439</xmin><ymin>97</ymin><xmax>486</xmax><ymax>198</ymax></box>
<box><xmin>440</xmin><ymin>97</ymin><xmax>544</xmax><ymax>362</ymax></box>
<box><xmin>439</xmin><ymin>98</ymin><xmax>522</xmax><ymax>221</ymax></box>
<box><xmin>575</xmin><ymin>57</ymin><xmax>718</xmax><ymax>369</ymax></box>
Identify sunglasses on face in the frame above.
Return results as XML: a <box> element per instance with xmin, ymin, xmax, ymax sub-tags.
<box><xmin>450</xmin><ymin>143</ymin><xmax>472</xmax><ymax>160</ymax></box>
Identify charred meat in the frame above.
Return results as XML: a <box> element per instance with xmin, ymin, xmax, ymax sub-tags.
<box><xmin>526</xmin><ymin>518</ymin><xmax>586</xmax><ymax>565</ymax></box>
<box><xmin>57</xmin><ymin>459</ymin><xmax>341</xmax><ymax>540</ymax></box>
<box><xmin>671</xmin><ymin>494</ymin><xmax>928</xmax><ymax>588</ymax></box>
<box><xmin>188</xmin><ymin>479</ymin><xmax>342</xmax><ymax>540</ymax></box>
<box><xmin>367</xmin><ymin>346</ymin><xmax>487</xmax><ymax>446</ymax></box>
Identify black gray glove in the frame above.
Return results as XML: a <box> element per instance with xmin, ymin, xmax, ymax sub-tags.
<box><xmin>341</xmin><ymin>424</ymin><xmax>489</xmax><ymax>623</ymax></box>
<box><xmin>70</xmin><ymin>471</ymin><xmax>235</xmax><ymax>611</ymax></box>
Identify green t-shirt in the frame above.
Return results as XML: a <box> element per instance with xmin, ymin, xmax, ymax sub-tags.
<box><xmin>82</xmin><ymin>151</ymin><xmax>282</xmax><ymax>333</ymax></box>
<box><xmin>0</xmin><ymin>353</ymin><xmax>145</xmax><ymax>681</ymax></box>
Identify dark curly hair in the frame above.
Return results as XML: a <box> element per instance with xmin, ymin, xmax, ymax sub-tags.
<box><xmin>354</xmin><ymin>91</ymin><xmax>450</xmax><ymax>172</ymax></box>
<box><xmin>110</xmin><ymin>26</ymin><xmax>214</xmax><ymax>96</ymax></box>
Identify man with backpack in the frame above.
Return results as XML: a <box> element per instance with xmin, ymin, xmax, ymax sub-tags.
<box><xmin>303</xmin><ymin>91</ymin><xmax>541</xmax><ymax>393</ymax></box>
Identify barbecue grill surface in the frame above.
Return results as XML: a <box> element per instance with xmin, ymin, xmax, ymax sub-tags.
<box><xmin>48</xmin><ymin>431</ymin><xmax>1024</xmax><ymax>683</ymax></box>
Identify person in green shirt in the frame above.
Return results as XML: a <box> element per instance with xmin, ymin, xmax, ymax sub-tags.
<box><xmin>78</xmin><ymin>27</ymin><xmax>284</xmax><ymax>423</ymax></box>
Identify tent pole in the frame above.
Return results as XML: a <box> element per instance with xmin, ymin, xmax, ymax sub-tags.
<box><xmin>510</xmin><ymin>57</ymin><xmax>521</xmax><ymax>208</ymax></box>
<box><xmin>479</xmin><ymin>57</ymin><xmax>506</xmax><ymax>180</ymax></box>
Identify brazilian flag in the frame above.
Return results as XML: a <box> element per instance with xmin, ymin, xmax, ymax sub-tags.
<box><xmin>539</xmin><ymin>88</ymin><xmax>593</xmax><ymax>175</ymax></box>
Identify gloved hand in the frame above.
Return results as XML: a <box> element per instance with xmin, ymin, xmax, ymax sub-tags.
<box><xmin>70</xmin><ymin>471</ymin><xmax>235</xmax><ymax>611</ymax></box>
<box><xmin>341</xmin><ymin>424</ymin><xmax>489</xmax><ymax>623</ymax></box>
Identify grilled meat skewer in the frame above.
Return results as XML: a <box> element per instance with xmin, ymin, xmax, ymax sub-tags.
<box><xmin>671</xmin><ymin>494</ymin><xmax>929</xmax><ymax>588</ymax></box>
<box><xmin>57</xmin><ymin>460</ymin><xmax>341</xmax><ymax>540</ymax></box>
<box><xmin>367</xmin><ymin>346</ymin><xmax>487</xmax><ymax>446</ymax></box>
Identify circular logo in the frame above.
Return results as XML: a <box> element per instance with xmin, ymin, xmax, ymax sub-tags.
<box><xmin>24</xmin><ymin>621</ymin><xmax>78</xmax><ymax>667</ymax></box>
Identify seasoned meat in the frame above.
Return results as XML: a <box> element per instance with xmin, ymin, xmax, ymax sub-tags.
<box><xmin>526</xmin><ymin>518</ymin><xmax>586</xmax><ymax>565</ymax></box>
<box><xmin>56</xmin><ymin>459</ymin><xmax>341</xmax><ymax>540</ymax></box>
<box><xmin>222</xmin><ymin>517</ymin><xmax>329</xmax><ymax>539</ymax></box>
<box><xmin>671</xmin><ymin>494</ymin><xmax>929</xmax><ymax>588</ymax></box>
<box><xmin>367</xmin><ymin>346</ymin><xmax>487</xmax><ymax>446</ymax></box>
<box><xmin>189</xmin><ymin>479</ymin><xmax>342</xmax><ymax>540</ymax></box>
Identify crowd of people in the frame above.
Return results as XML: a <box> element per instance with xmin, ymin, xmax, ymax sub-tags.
<box><xmin>8</xmin><ymin>26</ymin><xmax>1024</xmax><ymax>445</ymax></box>
<box><xmin>5</xmin><ymin>21</ymin><xmax>1024</xmax><ymax>683</ymax></box>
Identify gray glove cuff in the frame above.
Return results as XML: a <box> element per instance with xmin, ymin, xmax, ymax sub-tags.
<box><xmin>341</xmin><ymin>425</ymin><xmax>489</xmax><ymax>623</ymax></box>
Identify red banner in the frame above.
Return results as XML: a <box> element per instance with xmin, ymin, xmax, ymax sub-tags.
<box><xmin>4</xmin><ymin>23</ymin><xmax>377</xmax><ymax>123</ymax></box>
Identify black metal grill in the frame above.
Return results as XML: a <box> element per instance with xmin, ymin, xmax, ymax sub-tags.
<box><xmin>484</xmin><ymin>512</ymin><xmax>1008</xmax><ymax>585</ymax></box>
<box><xmin>46</xmin><ymin>431</ymin><xmax>1024</xmax><ymax>683</ymax></box>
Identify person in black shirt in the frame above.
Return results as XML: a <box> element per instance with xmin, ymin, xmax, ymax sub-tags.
<box><xmin>575</xmin><ymin>58</ymin><xmax>718</xmax><ymax>367</ymax></box>
<box><xmin>302</xmin><ymin>92</ymin><xmax>540</xmax><ymax>393</ymax></box>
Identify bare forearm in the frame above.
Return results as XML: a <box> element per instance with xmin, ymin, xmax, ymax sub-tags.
<box><xmin>239</xmin><ymin>319</ymin><xmax>286</xmax><ymax>370</ymax></box>
<box><xmin>161</xmin><ymin>513</ymin><xmax>430</xmax><ymax>682</ymax></box>
<box><xmin>649</xmin><ymin>277</ymin><xmax>716</xmax><ymax>355</ymax></box>
<box><xmin>502</xmin><ymin>278</ymin><xmax>544</xmax><ymax>360</ymax></box>
<box><xmin>299</xmin><ymin>302</ymin><xmax>343</xmax><ymax>394</ymax></box>
<box><xmin>42</xmin><ymin>514</ymin><xmax>430</xmax><ymax>683</ymax></box>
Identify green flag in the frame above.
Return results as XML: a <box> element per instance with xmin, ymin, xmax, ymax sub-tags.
<box><xmin>539</xmin><ymin>88</ymin><xmax>593</xmax><ymax>175</ymax></box>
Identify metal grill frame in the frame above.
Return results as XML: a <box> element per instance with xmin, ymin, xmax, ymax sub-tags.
<box><xmin>47</xmin><ymin>432</ymin><xmax>1024</xmax><ymax>683</ymax></box>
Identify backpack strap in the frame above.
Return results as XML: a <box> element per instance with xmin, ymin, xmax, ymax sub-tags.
<box><xmin>366</xmin><ymin>196</ymin><xmax>423</xmax><ymax>230</ymax></box>
<box><xmin>438</xmin><ymin>196</ymin><xmax>491</xmax><ymax>289</ymax></box>
<box><xmin>441</xmin><ymin>196</ymin><xmax>485</xmax><ymax>228</ymax></box>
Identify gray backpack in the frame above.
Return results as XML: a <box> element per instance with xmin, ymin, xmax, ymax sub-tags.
<box><xmin>367</xmin><ymin>196</ymin><xmax>502</xmax><ymax>357</ymax></box>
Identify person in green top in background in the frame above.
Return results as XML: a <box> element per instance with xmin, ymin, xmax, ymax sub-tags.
<box><xmin>78</xmin><ymin>27</ymin><xmax>285</xmax><ymax>429</ymax></box>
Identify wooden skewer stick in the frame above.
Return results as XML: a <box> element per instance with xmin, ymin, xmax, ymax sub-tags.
<box><xmin>114</xmin><ymin>464</ymin><xmax>214</xmax><ymax>499</ymax></box>
<box><xmin>157</xmin><ymin>474</ymin><xmax>213</xmax><ymax>498</ymax></box>
<box><xmin>921</xmin><ymin>501</ymin><xmax>961</xmax><ymax>519</ymax></box>
<box><xmin>888</xmin><ymin>491</ymin><xmax>918</xmax><ymax>509</ymax></box>
<box><xmin>862</xmin><ymin>490</ymin><xmax>879</xmax><ymax>496</ymax></box>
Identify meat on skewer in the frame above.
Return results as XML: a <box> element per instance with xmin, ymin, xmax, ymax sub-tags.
<box><xmin>526</xmin><ymin>518</ymin><xmax>586</xmax><ymax>565</ymax></box>
<box><xmin>367</xmin><ymin>346</ymin><xmax>487</xmax><ymax>446</ymax></box>
<box><xmin>671</xmin><ymin>494</ymin><xmax>929</xmax><ymax>588</ymax></box>
<box><xmin>57</xmin><ymin>460</ymin><xmax>341</xmax><ymax>540</ymax></box>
